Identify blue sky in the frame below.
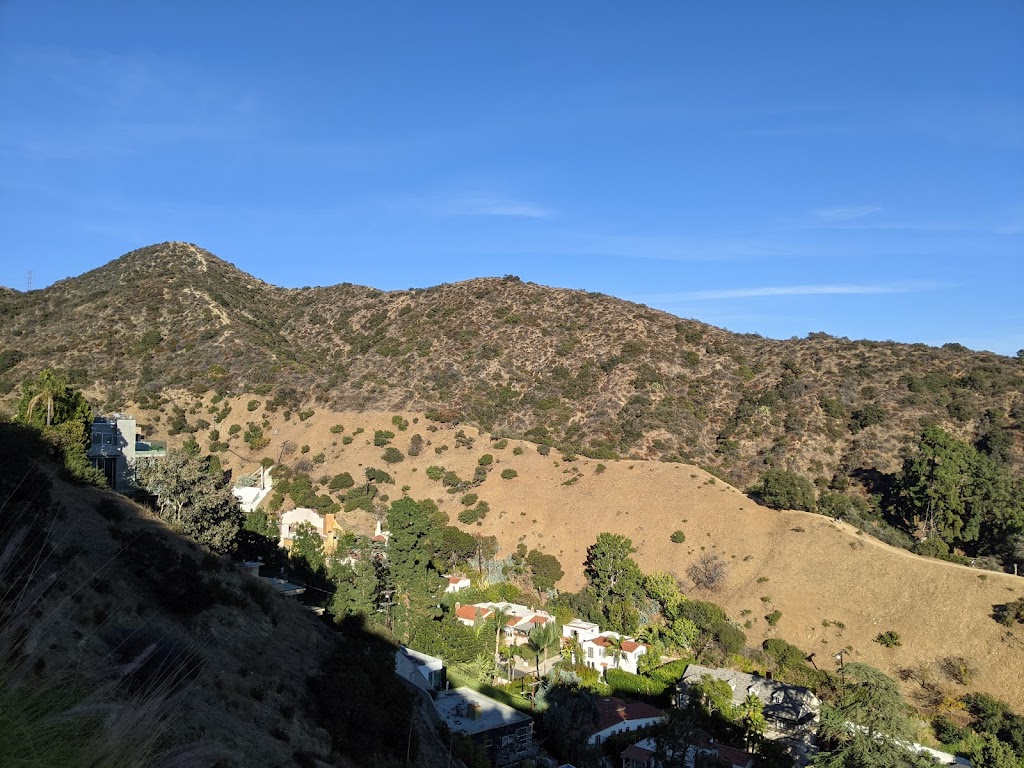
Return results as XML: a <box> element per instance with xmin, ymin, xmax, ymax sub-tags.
<box><xmin>1</xmin><ymin>2</ymin><xmax>1021</xmax><ymax>354</ymax></box>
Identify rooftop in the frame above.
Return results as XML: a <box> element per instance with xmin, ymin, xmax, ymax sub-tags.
<box><xmin>434</xmin><ymin>687</ymin><xmax>532</xmax><ymax>736</ymax></box>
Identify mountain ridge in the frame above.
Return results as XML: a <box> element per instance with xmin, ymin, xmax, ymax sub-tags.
<box><xmin>1</xmin><ymin>241</ymin><xmax>1021</xmax><ymax>490</ymax></box>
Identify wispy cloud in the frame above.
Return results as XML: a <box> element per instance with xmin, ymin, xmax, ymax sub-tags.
<box><xmin>442</xmin><ymin>194</ymin><xmax>552</xmax><ymax>218</ymax></box>
<box><xmin>812</xmin><ymin>205</ymin><xmax>882</xmax><ymax>222</ymax></box>
<box><xmin>638</xmin><ymin>281</ymin><xmax>945</xmax><ymax>302</ymax></box>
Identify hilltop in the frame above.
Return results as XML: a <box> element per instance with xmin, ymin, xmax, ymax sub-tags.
<box><xmin>1</xmin><ymin>242</ymin><xmax>1021</xmax><ymax>493</ymax></box>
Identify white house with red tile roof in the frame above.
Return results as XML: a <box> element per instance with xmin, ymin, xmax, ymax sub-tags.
<box><xmin>454</xmin><ymin>603</ymin><xmax>494</xmax><ymax>627</ymax></box>
<box><xmin>587</xmin><ymin>697</ymin><xmax>664</xmax><ymax>746</ymax></box>
<box><xmin>581</xmin><ymin>631</ymin><xmax>648</xmax><ymax>675</ymax></box>
<box><xmin>443</xmin><ymin>574</ymin><xmax>471</xmax><ymax>593</ymax></box>
<box><xmin>455</xmin><ymin>602</ymin><xmax>556</xmax><ymax>644</ymax></box>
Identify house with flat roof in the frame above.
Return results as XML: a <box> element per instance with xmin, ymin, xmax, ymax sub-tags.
<box><xmin>434</xmin><ymin>687</ymin><xmax>535</xmax><ymax>767</ymax></box>
<box><xmin>88</xmin><ymin>414</ymin><xmax>166</xmax><ymax>492</ymax></box>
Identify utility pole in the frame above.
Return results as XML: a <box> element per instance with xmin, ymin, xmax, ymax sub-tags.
<box><xmin>25</xmin><ymin>270</ymin><xmax>32</xmax><ymax>292</ymax></box>
<box><xmin>834</xmin><ymin>650</ymin><xmax>846</xmax><ymax>688</ymax></box>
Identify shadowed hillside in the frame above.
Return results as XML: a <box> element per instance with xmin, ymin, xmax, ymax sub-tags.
<box><xmin>0</xmin><ymin>421</ymin><xmax>456</xmax><ymax>768</ymax></box>
<box><xmin>1</xmin><ymin>241</ymin><xmax>1022</xmax><ymax>493</ymax></box>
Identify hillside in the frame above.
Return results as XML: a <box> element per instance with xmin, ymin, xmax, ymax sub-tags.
<box><xmin>1</xmin><ymin>242</ymin><xmax>1022</xmax><ymax>493</ymax></box>
<box><xmin>168</xmin><ymin>404</ymin><xmax>1024</xmax><ymax>712</ymax></box>
<box><xmin>0</xmin><ymin>422</ymin><xmax>455</xmax><ymax>768</ymax></box>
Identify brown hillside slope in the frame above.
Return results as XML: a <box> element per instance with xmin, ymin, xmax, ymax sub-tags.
<box><xmin>193</xmin><ymin>406</ymin><xmax>1024</xmax><ymax>711</ymax></box>
<box><xmin>0</xmin><ymin>421</ymin><xmax>457</xmax><ymax>768</ymax></box>
<box><xmin>1</xmin><ymin>241</ymin><xmax>1021</xmax><ymax>490</ymax></box>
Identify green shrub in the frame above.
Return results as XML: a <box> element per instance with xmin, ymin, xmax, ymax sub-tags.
<box><xmin>748</xmin><ymin>468</ymin><xmax>816</xmax><ymax>512</ymax></box>
<box><xmin>329</xmin><ymin>472</ymin><xmax>355</xmax><ymax>491</ymax></box>
<box><xmin>461</xmin><ymin>493</ymin><xmax>479</xmax><ymax>507</ymax></box>
<box><xmin>298</xmin><ymin>409</ymin><xmax>314</xmax><ymax>421</ymax></box>
<box><xmin>342</xmin><ymin>435</ymin><xmax>354</xmax><ymax>445</ymax></box>
<box><xmin>478</xmin><ymin>454</ymin><xmax>494</xmax><ymax>466</ymax></box>
<box><xmin>513</xmin><ymin>446</ymin><xmax>524</xmax><ymax>456</ymax></box>
<box><xmin>365</xmin><ymin>467</ymin><xmax>394</xmax><ymax>485</ymax></box>
<box><xmin>374</xmin><ymin>430</ymin><xmax>396</xmax><ymax>447</ymax></box>
<box><xmin>391</xmin><ymin>415</ymin><xmax>409</xmax><ymax>431</ymax></box>
<box><xmin>330</xmin><ymin>424</ymin><xmax>344</xmax><ymax>434</ymax></box>
<box><xmin>595</xmin><ymin>463</ymin><xmax>607</xmax><ymax>474</ymax></box>
<box><xmin>426</xmin><ymin>465</ymin><xmax>445</xmax><ymax>481</ymax></box>
<box><xmin>501</xmin><ymin>469</ymin><xmax>518</xmax><ymax>480</ymax></box>
<box><xmin>458</xmin><ymin>508</ymin><xmax>480</xmax><ymax>525</ymax></box>
<box><xmin>874</xmin><ymin>630</ymin><xmax>902</xmax><ymax>648</ymax></box>
<box><xmin>670</xmin><ymin>530</ymin><xmax>685</xmax><ymax>543</ymax></box>
<box><xmin>766</xmin><ymin>610</ymin><xmax>782</xmax><ymax>626</ymax></box>
<box><xmin>382</xmin><ymin>447</ymin><xmax>405</xmax><ymax>464</ymax></box>
<box><xmin>301</xmin><ymin>444</ymin><xmax>310</xmax><ymax>454</ymax></box>
<box><xmin>246</xmin><ymin>399</ymin><xmax>260</xmax><ymax>412</ymax></box>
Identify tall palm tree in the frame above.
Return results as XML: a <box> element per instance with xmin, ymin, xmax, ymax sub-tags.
<box><xmin>490</xmin><ymin>606</ymin><xmax>512</xmax><ymax>670</ymax></box>
<box><xmin>606</xmin><ymin>635</ymin><xmax>626</xmax><ymax>672</ymax></box>
<box><xmin>23</xmin><ymin>369</ymin><xmax>69</xmax><ymax>427</ymax></box>
<box><xmin>528</xmin><ymin>622</ymin><xmax>561</xmax><ymax>679</ymax></box>
<box><xmin>739</xmin><ymin>692</ymin><xmax>766</xmax><ymax>750</ymax></box>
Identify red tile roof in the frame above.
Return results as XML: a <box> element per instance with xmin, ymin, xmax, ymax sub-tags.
<box><xmin>621</xmin><ymin>743</ymin><xmax>655</xmax><ymax>761</ymax></box>
<box><xmin>456</xmin><ymin>604</ymin><xmax>491</xmax><ymax>621</ymax></box>
<box><xmin>714</xmin><ymin>744</ymin><xmax>755</xmax><ymax>768</ymax></box>
<box><xmin>448</xmin><ymin>575</ymin><xmax>465</xmax><ymax>584</ymax></box>
<box><xmin>593</xmin><ymin>697</ymin><xmax>664</xmax><ymax>733</ymax></box>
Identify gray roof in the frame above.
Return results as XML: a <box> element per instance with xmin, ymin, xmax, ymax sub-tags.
<box><xmin>679</xmin><ymin>664</ymin><xmax>819</xmax><ymax>724</ymax></box>
<box><xmin>434</xmin><ymin>687</ymin><xmax>532</xmax><ymax>736</ymax></box>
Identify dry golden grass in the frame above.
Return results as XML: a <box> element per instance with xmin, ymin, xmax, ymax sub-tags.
<box><xmin>202</xmin><ymin>402</ymin><xmax>1024</xmax><ymax>711</ymax></box>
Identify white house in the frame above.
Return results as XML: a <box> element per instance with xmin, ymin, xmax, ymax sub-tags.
<box><xmin>395</xmin><ymin>645</ymin><xmax>446</xmax><ymax>692</ymax></box>
<box><xmin>581</xmin><ymin>631</ymin><xmax>648</xmax><ymax>676</ymax></box>
<box><xmin>562</xmin><ymin>619</ymin><xmax>601</xmax><ymax>643</ymax></box>
<box><xmin>443</xmin><ymin>574</ymin><xmax>471</xmax><ymax>593</ymax></box>
<box><xmin>232</xmin><ymin>465</ymin><xmax>273</xmax><ymax>513</ymax></box>
<box><xmin>587</xmin><ymin>697</ymin><xmax>664</xmax><ymax>746</ymax></box>
<box><xmin>459</xmin><ymin>602</ymin><xmax>556</xmax><ymax>645</ymax></box>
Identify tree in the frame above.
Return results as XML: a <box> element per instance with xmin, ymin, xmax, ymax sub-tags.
<box><xmin>17</xmin><ymin>369</ymin><xmax>83</xmax><ymax>428</ymax></box>
<box><xmin>526</xmin><ymin>549</ymin><xmax>564</xmax><ymax>598</ymax></box>
<box><xmin>969</xmin><ymin>734</ymin><xmax>1021</xmax><ymax>768</ymax></box>
<box><xmin>815</xmin><ymin>663</ymin><xmax>926</xmax><ymax>768</ymax></box>
<box><xmin>291</xmin><ymin>521</ymin><xmax>325</xmax><ymax>573</ymax></box>
<box><xmin>135</xmin><ymin>449</ymin><xmax>243</xmax><ymax>554</ymax></box>
<box><xmin>749</xmin><ymin>468</ymin><xmax>816</xmax><ymax>512</ymax></box>
<box><xmin>740</xmin><ymin>693</ymin><xmax>766</xmax><ymax>750</ymax></box>
<box><xmin>583</xmin><ymin>533</ymin><xmax>645</xmax><ymax>633</ymax></box>
<box><xmin>687</xmin><ymin>552</ymin><xmax>728</xmax><ymax>592</ymax></box>
<box><xmin>489</xmin><ymin>606</ymin><xmax>512</xmax><ymax>672</ymax></box>
<box><xmin>896</xmin><ymin>426</ymin><xmax>978</xmax><ymax>544</ymax></box>
<box><xmin>329</xmin><ymin>546</ymin><xmax>379</xmax><ymax>620</ymax></box>
<box><xmin>528</xmin><ymin>621</ymin><xmax>562</xmax><ymax>678</ymax></box>
<box><xmin>386</xmin><ymin>497</ymin><xmax>445</xmax><ymax>636</ymax></box>
<box><xmin>16</xmin><ymin>369</ymin><xmax>99</xmax><ymax>484</ymax></box>
<box><xmin>604</xmin><ymin>634</ymin><xmax>625</xmax><ymax>671</ymax></box>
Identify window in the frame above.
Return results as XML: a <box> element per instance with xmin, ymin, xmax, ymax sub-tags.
<box><xmin>587</xmin><ymin>647</ymin><xmax>594</xmax><ymax>659</ymax></box>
